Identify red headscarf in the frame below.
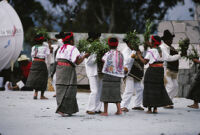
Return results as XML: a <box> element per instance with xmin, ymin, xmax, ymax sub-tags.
<box><xmin>108</xmin><ymin>37</ymin><xmax>118</xmax><ymax>47</ymax></box>
<box><xmin>62</xmin><ymin>32</ymin><xmax>74</xmax><ymax>42</ymax></box>
<box><xmin>151</xmin><ymin>35</ymin><xmax>161</xmax><ymax>47</ymax></box>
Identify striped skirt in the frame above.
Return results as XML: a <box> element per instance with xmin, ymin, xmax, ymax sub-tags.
<box><xmin>187</xmin><ymin>70</ymin><xmax>200</xmax><ymax>102</ymax></box>
<box><xmin>143</xmin><ymin>67</ymin><xmax>173</xmax><ymax>107</ymax></box>
<box><xmin>26</xmin><ymin>61</ymin><xmax>48</xmax><ymax>91</ymax></box>
<box><xmin>100</xmin><ymin>74</ymin><xmax>122</xmax><ymax>103</ymax></box>
<box><xmin>56</xmin><ymin>60</ymin><xmax>78</xmax><ymax>114</ymax></box>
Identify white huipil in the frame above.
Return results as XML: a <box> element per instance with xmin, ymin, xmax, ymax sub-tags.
<box><xmin>31</xmin><ymin>43</ymin><xmax>50</xmax><ymax>60</ymax></box>
<box><xmin>160</xmin><ymin>42</ymin><xmax>181</xmax><ymax>99</ymax></box>
<box><xmin>85</xmin><ymin>54</ymin><xmax>102</xmax><ymax>112</ymax></box>
<box><xmin>121</xmin><ymin>47</ymin><xmax>144</xmax><ymax>108</ymax></box>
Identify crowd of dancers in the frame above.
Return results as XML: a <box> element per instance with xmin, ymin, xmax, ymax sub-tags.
<box><xmin>25</xmin><ymin>29</ymin><xmax>200</xmax><ymax>116</ymax></box>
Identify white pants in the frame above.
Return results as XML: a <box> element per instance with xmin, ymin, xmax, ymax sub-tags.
<box><xmin>52</xmin><ymin>73</ymin><xmax>56</xmax><ymax>91</ymax></box>
<box><xmin>87</xmin><ymin>76</ymin><xmax>103</xmax><ymax>112</ymax></box>
<box><xmin>121</xmin><ymin>76</ymin><xmax>143</xmax><ymax>108</ymax></box>
<box><xmin>165</xmin><ymin>69</ymin><xmax>178</xmax><ymax>99</ymax></box>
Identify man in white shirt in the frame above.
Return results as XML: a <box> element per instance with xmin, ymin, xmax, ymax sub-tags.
<box><xmin>85</xmin><ymin>32</ymin><xmax>103</xmax><ymax>114</ymax></box>
<box><xmin>121</xmin><ymin>40</ymin><xmax>144</xmax><ymax>112</ymax></box>
<box><xmin>160</xmin><ymin>30</ymin><xmax>181</xmax><ymax>109</ymax></box>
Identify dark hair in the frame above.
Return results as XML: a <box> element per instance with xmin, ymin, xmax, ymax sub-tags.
<box><xmin>108</xmin><ymin>37</ymin><xmax>118</xmax><ymax>49</ymax></box>
<box><xmin>87</xmin><ymin>32</ymin><xmax>101</xmax><ymax>42</ymax></box>
<box><xmin>109</xmin><ymin>37</ymin><xmax>118</xmax><ymax>43</ymax></box>
<box><xmin>151</xmin><ymin>36</ymin><xmax>161</xmax><ymax>44</ymax></box>
<box><xmin>55</xmin><ymin>32</ymin><xmax>65</xmax><ymax>39</ymax></box>
<box><xmin>34</xmin><ymin>34</ymin><xmax>44</xmax><ymax>45</ymax></box>
<box><xmin>63</xmin><ymin>32</ymin><xmax>74</xmax><ymax>44</ymax></box>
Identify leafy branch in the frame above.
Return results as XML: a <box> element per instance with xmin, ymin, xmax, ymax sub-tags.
<box><xmin>187</xmin><ymin>45</ymin><xmax>199</xmax><ymax>60</ymax></box>
<box><xmin>123</xmin><ymin>30</ymin><xmax>140</xmax><ymax>51</ymax></box>
<box><xmin>34</xmin><ymin>27</ymin><xmax>50</xmax><ymax>40</ymax></box>
<box><xmin>143</xmin><ymin>19</ymin><xmax>152</xmax><ymax>51</ymax></box>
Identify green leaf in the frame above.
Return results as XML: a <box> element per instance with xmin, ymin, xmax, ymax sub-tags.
<box><xmin>124</xmin><ymin>30</ymin><xmax>141</xmax><ymax>51</ymax></box>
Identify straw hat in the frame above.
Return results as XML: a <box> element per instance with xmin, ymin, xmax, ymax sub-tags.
<box><xmin>17</xmin><ymin>55</ymin><xmax>30</xmax><ymax>61</ymax></box>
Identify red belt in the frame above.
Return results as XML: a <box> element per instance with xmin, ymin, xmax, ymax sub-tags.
<box><xmin>34</xmin><ymin>58</ymin><xmax>45</xmax><ymax>62</ymax></box>
<box><xmin>149</xmin><ymin>63</ymin><xmax>163</xmax><ymax>67</ymax></box>
<box><xmin>57</xmin><ymin>61</ymin><xmax>71</xmax><ymax>66</ymax></box>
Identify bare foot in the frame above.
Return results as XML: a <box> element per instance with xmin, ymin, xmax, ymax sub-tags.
<box><xmin>57</xmin><ymin>111</ymin><xmax>66</xmax><ymax>117</ymax></box>
<box><xmin>100</xmin><ymin>112</ymin><xmax>108</xmax><ymax>116</ymax></box>
<box><xmin>121</xmin><ymin>107</ymin><xmax>129</xmax><ymax>112</ymax></box>
<box><xmin>115</xmin><ymin>111</ymin><xmax>122</xmax><ymax>115</ymax></box>
<box><xmin>146</xmin><ymin>110</ymin><xmax>152</xmax><ymax>114</ymax></box>
<box><xmin>163</xmin><ymin>105</ymin><xmax>174</xmax><ymax>109</ymax></box>
<box><xmin>188</xmin><ymin>104</ymin><xmax>199</xmax><ymax>109</ymax></box>
<box><xmin>153</xmin><ymin>110</ymin><xmax>158</xmax><ymax>114</ymax></box>
<box><xmin>33</xmin><ymin>93</ymin><xmax>38</xmax><ymax>100</ymax></box>
<box><xmin>40</xmin><ymin>96</ymin><xmax>48</xmax><ymax>100</ymax></box>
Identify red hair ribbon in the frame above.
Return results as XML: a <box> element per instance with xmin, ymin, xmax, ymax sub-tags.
<box><xmin>151</xmin><ymin>35</ymin><xmax>161</xmax><ymax>47</ymax></box>
<box><xmin>108</xmin><ymin>38</ymin><xmax>118</xmax><ymax>46</ymax></box>
<box><xmin>62</xmin><ymin>32</ymin><xmax>73</xmax><ymax>42</ymax></box>
<box><xmin>35</xmin><ymin>36</ymin><xmax>44</xmax><ymax>41</ymax></box>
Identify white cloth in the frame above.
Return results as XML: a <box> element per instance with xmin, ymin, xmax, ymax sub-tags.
<box><xmin>57</xmin><ymin>39</ymin><xmax>63</xmax><ymax>47</ymax></box>
<box><xmin>102</xmin><ymin>49</ymin><xmax>124</xmax><ymax>77</ymax></box>
<box><xmin>160</xmin><ymin>42</ymin><xmax>181</xmax><ymax>67</ymax></box>
<box><xmin>52</xmin><ymin>73</ymin><xmax>56</xmax><ymax>91</ymax></box>
<box><xmin>31</xmin><ymin>43</ymin><xmax>50</xmax><ymax>59</ymax></box>
<box><xmin>121</xmin><ymin>76</ymin><xmax>143</xmax><ymax>108</ymax></box>
<box><xmin>85</xmin><ymin>54</ymin><xmax>98</xmax><ymax>77</ymax></box>
<box><xmin>16</xmin><ymin>80</ymin><xmax>24</xmax><ymax>89</ymax></box>
<box><xmin>56</xmin><ymin>44</ymin><xmax>80</xmax><ymax>64</ymax></box>
<box><xmin>165</xmin><ymin>71</ymin><xmax>178</xmax><ymax>99</ymax></box>
<box><xmin>144</xmin><ymin>48</ymin><xmax>163</xmax><ymax>64</ymax></box>
<box><xmin>160</xmin><ymin>42</ymin><xmax>180</xmax><ymax>100</ymax></box>
<box><xmin>87</xmin><ymin>76</ymin><xmax>103</xmax><ymax>112</ymax></box>
<box><xmin>122</xmin><ymin>47</ymin><xmax>135</xmax><ymax>73</ymax></box>
<box><xmin>49</xmin><ymin>44</ymin><xmax>59</xmax><ymax>64</ymax></box>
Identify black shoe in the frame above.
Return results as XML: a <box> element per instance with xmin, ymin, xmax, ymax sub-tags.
<box><xmin>132</xmin><ymin>107</ymin><xmax>144</xmax><ymax>110</ymax></box>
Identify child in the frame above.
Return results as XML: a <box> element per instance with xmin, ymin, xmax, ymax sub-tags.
<box><xmin>137</xmin><ymin>35</ymin><xmax>173</xmax><ymax>113</ymax></box>
<box><xmin>100</xmin><ymin>37</ymin><xmax>124</xmax><ymax>116</ymax></box>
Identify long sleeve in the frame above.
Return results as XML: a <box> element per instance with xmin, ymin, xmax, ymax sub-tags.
<box><xmin>160</xmin><ymin>43</ymin><xmax>180</xmax><ymax>62</ymax></box>
<box><xmin>85</xmin><ymin>54</ymin><xmax>97</xmax><ymax>66</ymax></box>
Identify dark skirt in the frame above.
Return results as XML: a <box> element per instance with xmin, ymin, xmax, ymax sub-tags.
<box><xmin>187</xmin><ymin>70</ymin><xmax>200</xmax><ymax>102</ymax></box>
<box><xmin>26</xmin><ymin>61</ymin><xmax>48</xmax><ymax>91</ymax></box>
<box><xmin>100</xmin><ymin>74</ymin><xmax>122</xmax><ymax>103</ymax></box>
<box><xmin>56</xmin><ymin>60</ymin><xmax>78</xmax><ymax>114</ymax></box>
<box><xmin>143</xmin><ymin>67</ymin><xmax>173</xmax><ymax>107</ymax></box>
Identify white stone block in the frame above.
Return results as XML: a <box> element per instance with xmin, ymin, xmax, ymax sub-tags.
<box><xmin>158</xmin><ymin>21</ymin><xmax>173</xmax><ymax>34</ymax></box>
<box><xmin>172</xmin><ymin>21</ymin><xmax>186</xmax><ymax>33</ymax></box>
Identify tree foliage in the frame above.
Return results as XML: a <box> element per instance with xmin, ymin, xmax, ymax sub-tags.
<box><xmin>48</xmin><ymin>0</ymin><xmax>184</xmax><ymax>33</ymax></box>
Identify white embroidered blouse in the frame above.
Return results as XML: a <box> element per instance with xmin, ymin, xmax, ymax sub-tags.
<box><xmin>144</xmin><ymin>48</ymin><xmax>163</xmax><ymax>64</ymax></box>
<box><xmin>102</xmin><ymin>49</ymin><xmax>124</xmax><ymax>77</ymax></box>
<box><xmin>56</xmin><ymin>44</ymin><xmax>80</xmax><ymax>64</ymax></box>
<box><xmin>31</xmin><ymin>43</ymin><xmax>50</xmax><ymax>59</ymax></box>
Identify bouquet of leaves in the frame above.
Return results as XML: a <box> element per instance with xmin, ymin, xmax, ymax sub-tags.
<box><xmin>187</xmin><ymin>45</ymin><xmax>199</xmax><ymax>60</ymax></box>
<box><xmin>143</xmin><ymin>19</ymin><xmax>152</xmax><ymax>51</ymax></box>
<box><xmin>89</xmin><ymin>39</ymin><xmax>109</xmax><ymax>63</ymax></box>
<box><xmin>178</xmin><ymin>38</ymin><xmax>190</xmax><ymax>58</ymax></box>
<box><xmin>76</xmin><ymin>39</ymin><xmax>90</xmax><ymax>53</ymax></box>
<box><xmin>34</xmin><ymin>27</ymin><xmax>50</xmax><ymax>40</ymax></box>
<box><xmin>123</xmin><ymin>30</ymin><xmax>140</xmax><ymax>51</ymax></box>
